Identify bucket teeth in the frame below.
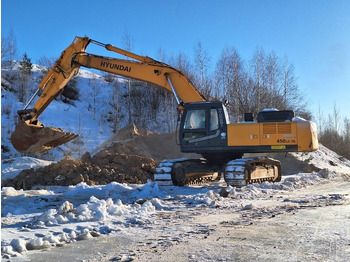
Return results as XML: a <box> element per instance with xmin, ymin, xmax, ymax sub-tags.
<box><xmin>11</xmin><ymin>120</ymin><xmax>79</xmax><ymax>153</ymax></box>
<box><xmin>43</xmin><ymin>133</ymin><xmax>79</xmax><ymax>148</ymax></box>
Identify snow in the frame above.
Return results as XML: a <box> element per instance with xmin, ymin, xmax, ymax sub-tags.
<box><xmin>292</xmin><ymin>144</ymin><xmax>350</xmax><ymax>174</ymax></box>
<box><xmin>261</xmin><ymin>108</ymin><xmax>278</xmax><ymax>112</ymax></box>
<box><xmin>1</xmin><ymin>180</ymin><xmax>165</xmax><ymax>258</ymax></box>
<box><xmin>2</xmin><ymin>146</ymin><xmax>350</xmax><ymax>261</ymax></box>
<box><xmin>1</xmin><ymin>157</ymin><xmax>53</xmax><ymax>182</ymax></box>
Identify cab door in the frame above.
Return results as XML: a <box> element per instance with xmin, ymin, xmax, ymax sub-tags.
<box><xmin>182</xmin><ymin>108</ymin><xmax>209</xmax><ymax>146</ymax></box>
<box><xmin>180</xmin><ymin>103</ymin><xmax>227</xmax><ymax>152</ymax></box>
<box><xmin>208</xmin><ymin>107</ymin><xmax>226</xmax><ymax>147</ymax></box>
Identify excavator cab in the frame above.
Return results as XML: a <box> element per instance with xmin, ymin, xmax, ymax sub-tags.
<box><xmin>179</xmin><ymin>102</ymin><xmax>231</xmax><ymax>157</ymax></box>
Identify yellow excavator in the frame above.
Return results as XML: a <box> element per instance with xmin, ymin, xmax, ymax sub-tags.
<box><xmin>11</xmin><ymin>36</ymin><xmax>318</xmax><ymax>187</ymax></box>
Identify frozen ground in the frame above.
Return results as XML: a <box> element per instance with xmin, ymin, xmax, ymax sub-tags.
<box><xmin>1</xmin><ymin>145</ymin><xmax>350</xmax><ymax>261</ymax></box>
<box><xmin>1</xmin><ymin>172</ymin><xmax>350</xmax><ymax>261</ymax></box>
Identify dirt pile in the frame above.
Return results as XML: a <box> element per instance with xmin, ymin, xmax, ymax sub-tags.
<box><xmin>3</xmin><ymin>124</ymin><xmax>186</xmax><ymax>190</ymax></box>
<box><xmin>3</xmin><ymin>151</ymin><xmax>156</xmax><ymax>190</ymax></box>
<box><xmin>93</xmin><ymin>124</ymin><xmax>193</xmax><ymax>161</ymax></box>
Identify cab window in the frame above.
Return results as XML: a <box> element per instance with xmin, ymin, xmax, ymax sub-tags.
<box><xmin>210</xmin><ymin>109</ymin><xmax>219</xmax><ymax>131</ymax></box>
<box><xmin>184</xmin><ymin>109</ymin><xmax>206</xmax><ymax>129</ymax></box>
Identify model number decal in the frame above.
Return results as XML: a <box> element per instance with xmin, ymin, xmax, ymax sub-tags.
<box><xmin>276</xmin><ymin>139</ymin><xmax>296</xmax><ymax>143</ymax></box>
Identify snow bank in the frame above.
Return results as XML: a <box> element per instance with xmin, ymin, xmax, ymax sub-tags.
<box><xmin>2</xmin><ymin>192</ymin><xmax>158</xmax><ymax>255</ymax></box>
<box><xmin>292</xmin><ymin>144</ymin><xmax>350</xmax><ymax>175</ymax></box>
<box><xmin>218</xmin><ymin>171</ymin><xmax>322</xmax><ymax>200</ymax></box>
<box><xmin>32</xmin><ymin>195</ymin><xmax>156</xmax><ymax>226</ymax></box>
<box><xmin>1</xmin><ymin>157</ymin><xmax>53</xmax><ymax>182</ymax></box>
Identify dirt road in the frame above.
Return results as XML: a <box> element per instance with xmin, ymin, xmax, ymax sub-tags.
<box><xmin>26</xmin><ymin>178</ymin><xmax>350</xmax><ymax>262</ymax></box>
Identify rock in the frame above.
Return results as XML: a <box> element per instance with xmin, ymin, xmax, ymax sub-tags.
<box><xmin>81</xmin><ymin>152</ymin><xmax>91</xmax><ymax>162</ymax></box>
<box><xmin>319</xmin><ymin>168</ymin><xmax>330</xmax><ymax>178</ymax></box>
<box><xmin>219</xmin><ymin>188</ymin><xmax>229</xmax><ymax>197</ymax></box>
<box><xmin>242</xmin><ymin>203</ymin><xmax>254</xmax><ymax>210</ymax></box>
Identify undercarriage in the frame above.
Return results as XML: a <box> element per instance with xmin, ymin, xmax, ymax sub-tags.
<box><xmin>154</xmin><ymin>157</ymin><xmax>281</xmax><ymax>187</ymax></box>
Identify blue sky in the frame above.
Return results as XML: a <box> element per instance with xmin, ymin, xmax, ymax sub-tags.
<box><xmin>2</xmin><ymin>0</ymin><xmax>350</xmax><ymax>123</ymax></box>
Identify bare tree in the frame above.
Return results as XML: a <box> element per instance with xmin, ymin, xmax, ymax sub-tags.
<box><xmin>193</xmin><ymin>41</ymin><xmax>212</xmax><ymax>98</ymax></box>
<box><xmin>265</xmin><ymin>51</ymin><xmax>280</xmax><ymax>108</ymax></box>
<box><xmin>317</xmin><ymin>104</ymin><xmax>324</xmax><ymax>135</ymax></box>
<box><xmin>122</xmin><ymin>28</ymin><xmax>134</xmax><ymax>53</ymax></box>
<box><xmin>169</xmin><ymin>52</ymin><xmax>194</xmax><ymax>80</ymax></box>
<box><xmin>37</xmin><ymin>56</ymin><xmax>56</xmax><ymax>74</ymax></box>
<box><xmin>213</xmin><ymin>46</ymin><xmax>310</xmax><ymax>120</ymax></box>
<box><xmin>251</xmin><ymin>47</ymin><xmax>266</xmax><ymax>112</ymax></box>
<box><xmin>281</xmin><ymin>57</ymin><xmax>298</xmax><ymax>109</ymax></box>
<box><xmin>108</xmin><ymin>80</ymin><xmax>122</xmax><ymax>132</ymax></box>
<box><xmin>344</xmin><ymin>117</ymin><xmax>350</xmax><ymax>141</ymax></box>
<box><xmin>122</xmin><ymin>28</ymin><xmax>135</xmax><ymax>125</ymax></box>
<box><xmin>1</xmin><ymin>28</ymin><xmax>18</xmax><ymax>69</ymax></box>
<box><xmin>319</xmin><ymin>104</ymin><xmax>350</xmax><ymax>160</ymax></box>
<box><xmin>331</xmin><ymin>101</ymin><xmax>341</xmax><ymax>133</ymax></box>
<box><xmin>343</xmin><ymin>117</ymin><xmax>350</xmax><ymax>159</ymax></box>
<box><xmin>215</xmin><ymin>47</ymin><xmax>245</xmax><ymax>121</ymax></box>
<box><xmin>88</xmin><ymin>75</ymin><xmax>101</xmax><ymax>120</ymax></box>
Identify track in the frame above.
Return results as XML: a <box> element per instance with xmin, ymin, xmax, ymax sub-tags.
<box><xmin>224</xmin><ymin>157</ymin><xmax>281</xmax><ymax>187</ymax></box>
<box><xmin>153</xmin><ymin>159</ymin><xmax>220</xmax><ymax>186</ymax></box>
<box><xmin>153</xmin><ymin>159</ymin><xmax>178</xmax><ymax>186</ymax></box>
<box><xmin>154</xmin><ymin>157</ymin><xmax>281</xmax><ymax>187</ymax></box>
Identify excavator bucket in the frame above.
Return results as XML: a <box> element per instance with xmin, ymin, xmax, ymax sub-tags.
<box><xmin>11</xmin><ymin>120</ymin><xmax>79</xmax><ymax>153</ymax></box>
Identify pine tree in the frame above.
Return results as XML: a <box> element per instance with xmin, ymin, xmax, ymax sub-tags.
<box><xmin>18</xmin><ymin>52</ymin><xmax>33</xmax><ymax>102</ymax></box>
<box><xmin>19</xmin><ymin>52</ymin><xmax>32</xmax><ymax>75</ymax></box>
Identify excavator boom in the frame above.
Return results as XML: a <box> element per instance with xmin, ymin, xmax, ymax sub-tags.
<box><xmin>11</xmin><ymin>36</ymin><xmax>205</xmax><ymax>153</ymax></box>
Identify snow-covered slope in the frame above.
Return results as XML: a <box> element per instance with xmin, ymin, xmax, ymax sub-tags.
<box><xmin>2</xmin><ymin>66</ymin><xmax>112</xmax><ymax>160</ymax></box>
<box><xmin>1</xmin><ymin>64</ymin><xmax>176</xmax><ymax>160</ymax></box>
<box><xmin>292</xmin><ymin>144</ymin><xmax>350</xmax><ymax>175</ymax></box>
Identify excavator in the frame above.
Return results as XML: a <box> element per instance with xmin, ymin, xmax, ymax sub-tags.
<box><xmin>10</xmin><ymin>36</ymin><xmax>319</xmax><ymax>187</ymax></box>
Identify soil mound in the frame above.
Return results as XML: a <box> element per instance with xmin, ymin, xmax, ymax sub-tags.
<box><xmin>3</xmin><ymin>124</ymin><xmax>188</xmax><ymax>189</ymax></box>
<box><xmin>3</xmin><ymin>152</ymin><xmax>156</xmax><ymax>190</ymax></box>
<box><xmin>92</xmin><ymin>124</ymin><xmax>192</xmax><ymax>161</ymax></box>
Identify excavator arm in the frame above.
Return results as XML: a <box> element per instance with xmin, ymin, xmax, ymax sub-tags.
<box><xmin>11</xmin><ymin>36</ymin><xmax>205</xmax><ymax>153</ymax></box>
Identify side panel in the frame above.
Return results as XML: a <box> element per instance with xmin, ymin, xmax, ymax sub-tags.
<box><xmin>227</xmin><ymin>123</ymin><xmax>260</xmax><ymax>146</ymax></box>
<box><xmin>227</xmin><ymin>121</ymin><xmax>318</xmax><ymax>153</ymax></box>
<box><xmin>259</xmin><ymin>122</ymin><xmax>298</xmax><ymax>146</ymax></box>
<box><xmin>227</xmin><ymin>122</ymin><xmax>298</xmax><ymax>147</ymax></box>
<box><xmin>295</xmin><ymin>121</ymin><xmax>319</xmax><ymax>152</ymax></box>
